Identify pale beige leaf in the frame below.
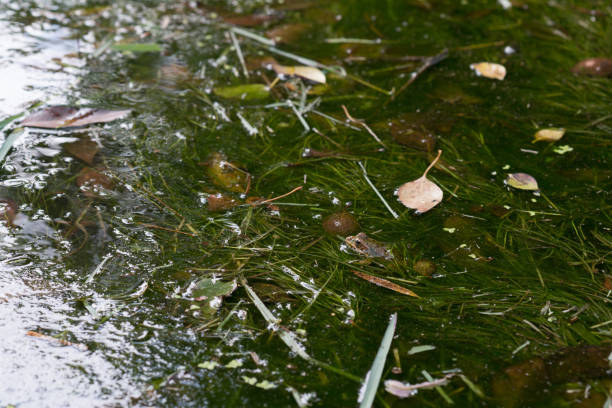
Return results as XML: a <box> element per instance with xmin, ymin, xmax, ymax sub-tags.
<box><xmin>533</xmin><ymin>128</ymin><xmax>565</xmax><ymax>143</ymax></box>
<box><xmin>397</xmin><ymin>177</ymin><xmax>443</xmax><ymax>213</ymax></box>
<box><xmin>505</xmin><ymin>172</ymin><xmax>539</xmax><ymax>191</ymax></box>
<box><xmin>470</xmin><ymin>62</ymin><xmax>506</xmax><ymax>80</ymax></box>
<box><xmin>271</xmin><ymin>63</ymin><xmax>326</xmax><ymax>83</ymax></box>
<box><xmin>22</xmin><ymin>106</ymin><xmax>131</xmax><ymax>128</ymax></box>
<box><xmin>396</xmin><ymin>150</ymin><xmax>443</xmax><ymax>214</ymax></box>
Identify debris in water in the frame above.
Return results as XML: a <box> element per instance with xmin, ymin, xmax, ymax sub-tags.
<box><xmin>470</xmin><ymin>62</ymin><xmax>507</xmax><ymax>80</ymax></box>
<box><xmin>396</xmin><ymin>150</ymin><xmax>444</xmax><ymax>213</ymax></box>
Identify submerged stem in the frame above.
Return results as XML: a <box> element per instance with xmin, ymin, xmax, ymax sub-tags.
<box><xmin>422</xmin><ymin>149</ymin><xmax>443</xmax><ymax>178</ymax></box>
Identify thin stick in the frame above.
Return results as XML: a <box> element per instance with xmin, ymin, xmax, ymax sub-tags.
<box><xmin>258</xmin><ymin>186</ymin><xmax>303</xmax><ymax>204</ymax></box>
<box><xmin>229</xmin><ymin>30</ymin><xmax>249</xmax><ymax>78</ymax></box>
<box><xmin>287</xmin><ymin>100</ymin><xmax>310</xmax><ymax>132</ymax></box>
<box><xmin>358</xmin><ymin>162</ymin><xmax>399</xmax><ymax>219</ymax></box>
<box><xmin>391</xmin><ymin>48</ymin><xmax>448</xmax><ymax>101</ymax></box>
<box><xmin>342</xmin><ymin>105</ymin><xmax>386</xmax><ymax>148</ymax></box>
<box><xmin>423</xmin><ymin>149</ymin><xmax>443</xmax><ymax>177</ymax></box>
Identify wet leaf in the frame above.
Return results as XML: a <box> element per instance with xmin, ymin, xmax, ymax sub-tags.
<box><xmin>470</xmin><ymin>62</ymin><xmax>507</xmax><ymax>80</ymax></box>
<box><xmin>571</xmin><ymin>58</ymin><xmax>612</xmax><ymax>77</ymax></box>
<box><xmin>205</xmin><ymin>152</ymin><xmax>249</xmax><ymax>192</ymax></box>
<box><xmin>533</xmin><ymin>128</ymin><xmax>565</xmax><ymax>143</ymax></box>
<box><xmin>265</xmin><ymin>23</ymin><xmax>311</xmax><ymax>43</ymax></box>
<box><xmin>207</xmin><ymin>193</ymin><xmax>239</xmax><ymax>212</ymax></box>
<box><xmin>193</xmin><ymin>278</ymin><xmax>237</xmax><ymax>300</ymax></box>
<box><xmin>269</xmin><ymin>60</ymin><xmax>326</xmax><ymax>84</ymax></box>
<box><xmin>385</xmin><ymin>374</ymin><xmax>455</xmax><ymax>398</ymax></box>
<box><xmin>22</xmin><ymin>106</ymin><xmax>131</xmax><ymax>129</ymax></box>
<box><xmin>407</xmin><ymin>345</ymin><xmax>436</xmax><ymax>355</ymax></box>
<box><xmin>505</xmin><ymin>173</ymin><xmax>539</xmax><ymax>191</ymax></box>
<box><xmin>63</xmin><ymin>138</ymin><xmax>99</xmax><ymax>165</ymax></box>
<box><xmin>111</xmin><ymin>42</ymin><xmax>162</xmax><ymax>53</ymax></box>
<box><xmin>213</xmin><ymin>84</ymin><xmax>269</xmax><ymax>100</ymax></box>
<box><xmin>76</xmin><ymin>167</ymin><xmax>113</xmax><ymax>197</ymax></box>
<box><xmin>352</xmin><ymin>270</ymin><xmax>419</xmax><ymax>298</ymax></box>
<box><xmin>396</xmin><ymin>150</ymin><xmax>443</xmax><ymax>213</ymax></box>
<box><xmin>0</xmin><ymin>198</ymin><xmax>17</xmax><ymax>227</ymax></box>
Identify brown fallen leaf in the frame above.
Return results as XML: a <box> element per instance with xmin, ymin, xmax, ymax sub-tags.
<box><xmin>396</xmin><ymin>150</ymin><xmax>443</xmax><ymax>214</ymax></box>
<box><xmin>207</xmin><ymin>193</ymin><xmax>239</xmax><ymax>211</ymax></box>
<box><xmin>22</xmin><ymin>106</ymin><xmax>131</xmax><ymax>129</ymax></box>
<box><xmin>26</xmin><ymin>330</ymin><xmax>88</xmax><ymax>351</ymax></box>
<box><xmin>352</xmin><ymin>270</ymin><xmax>419</xmax><ymax>298</ymax></box>
<box><xmin>63</xmin><ymin>138</ymin><xmax>99</xmax><ymax>165</ymax></box>
<box><xmin>0</xmin><ymin>198</ymin><xmax>17</xmax><ymax>227</ymax></box>
<box><xmin>571</xmin><ymin>58</ymin><xmax>612</xmax><ymax>77</ymax></box>
<box><xmin>77</xmin><ymin>167</ymin><xmax>113</xmax><ymax>197</ymax></box>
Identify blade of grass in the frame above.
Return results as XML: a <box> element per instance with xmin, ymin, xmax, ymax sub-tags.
<box><xmin>0</xmin><ymin>128</ymin><xmax>25</xmax><ymax>164</ymax></box>
<box><xmin>422</xmin><ymin>369</ymin><xmax>454</xmax><ymax>404</ymax></box>
<box><xmin>359</xmin><ymin>313</ymin><xmax>397</xmax><ymax>408</ymax></box>
<box><xmin>0</xmin><ymin>112</ymin><xmax>23</xmax><ymax>131</ymax></box>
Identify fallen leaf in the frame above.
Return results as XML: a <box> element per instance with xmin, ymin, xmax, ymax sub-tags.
<box><xmin>505</xmin><ymin>173</ymin><xmax>539</xmax><ymax>191</ymax></box>
<box><xmin>385</xmin><ymin>374</ymin><xmax>456</xmax><ymax>398</ymax></box>
<box><xmin>407</xmin><ymin>345</ymin><xmax>436</xmax><ymax>355</ymax></box>
<box><xmin>192</xmin><ymin>278</ymin><xmax>237</xmax><ymax>301</ymax></box>
<box><xmin>352</xmin><ymin>270</ymin><xmax>419</xmax><ymax>298</ymax></box>
<box><xmin>22</xmin><ymin>106</ymin><xmax>131</xmax><ymax>129</ymax></box>
<box><xmin>213</xmin><ymin>83</ymin><xmax>269</xmax><ymax>100</ymax></box>
<box><xmin>396</xmin><ymin>150</ymin><xmax>443</xmax><ymax>213</ymax></box>
<box><xmin>207</xmin><ymin>193</ymin><xmax>239</xmax><ymax>211</ymax></box>
<box><xmin>265</xmin><ymin>23</ymin><xmax>311</xmax><ymax>43</ymax></box>
<box><xmin>205</xmin><ymin>152</ymin><xmax>249</xmax><ymax>192</ymax></box>
<box><xmin>63</xmin><ymin>138</ymin><xmax>99</xmax><ymax>164</ymax></box>
<box><xmin>470</xmin><ymin>62</ymin><xmax>507</xmax><ymax>80</ymax></box>
<box><xmin>76</xmin><ymin>167</ymin><xmax>113</xmax><ymax>197</ymax></box>
<box><xmin>268</xmin><ymin>60</ymin><xmax>326</xmax><ymax>83</ymax></box>
<box><xmin>533</xmin><ymin>128</ymin><xmax>565</xmax><ymax>143</ymax></box>
<box><xmin>0</xmin><ymin>198</ymin><xmax>17</xmax><ymax>227</ymax></box>
<box><xmin>571</xmin><ymin>58</ymin><xmax>612</xmax><ymax>77</ymax></box>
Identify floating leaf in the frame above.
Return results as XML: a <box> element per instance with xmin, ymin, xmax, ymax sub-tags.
<box><xmin>0</xmin><ymin>198</ymin><xmax>17</xmax><ymax>227</ymax></box>
<box><xmin>269</xmin><ymin>60</ymin><xmax>326</xmax><ymax>84</ymax></box>
<box><xmin>353</xmin><ymin>270</ymin><xmax>419</xmax><ymax>298</ymax></box>
<box><xmin>111</xmin><ymin>42</ymin><xmax>162</xmax><ymax>53</ymax></box>
<box><xmin>22</xmin><ymin>106</ymin><xmax>131</xmax><ymax>129</ymax></box>
<box><xmin>213</xmin><ymin>83</ymin><xmax>269</xmax><ymax>100</ymax></box>
<box><xmin>470</xmin><ymin>62</ymin><xmax>507</xmax><ymax>80</ymax></box>
<box><xmin>76</xmin><ymin>167</ymin><xmax>113</xmax><ymax>197</ymax></box>
<box><xmin>505</xmin><ymin>173</ymin><xmax>539</xmax><ymax>191</ymax></box>
<box><xmin>571</xmin><ymin>58</ymin><xmax>612</xmax><ymax>77</ymax></box>
<box><xmin>553</xmin><ymin>145</ymin><xmax>573</xmax><ymax>155</ymax></box>
<box><xmin>396</xmin><ymin>150</ymin><xmax>443</xmax><ymax>213</ymax></box>
<box><xmin>192</xmin><ymin>278</ymin><xmax>237</xmax><ymax>300</ymax></box>
<box><xmin>207</xmin><ymin>193</ymin><xmax>239</xmax><ymax>212</ymax></box>
<box><xmin>533</xmin><ymin>128</ymin><xmax>565</xmax><ymax>143</ymax></box>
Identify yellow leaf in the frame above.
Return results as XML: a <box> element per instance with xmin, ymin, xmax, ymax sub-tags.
<box><xmin>470</xmin><ymin>62</ymin><xmax>506</xmax><ymax>80</ymax></box>
<box><xmin>505</xmin><ymin>173</ymin><xmax>539</xmax><ymax>191</ymax></box>
<box><xmin>533</xmin><ymin>128</ymin><xmax>565</xmax><ymax>143</ymax></box>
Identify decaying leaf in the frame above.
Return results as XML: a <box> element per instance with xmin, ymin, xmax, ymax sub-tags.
<box><xmin>470</xmin><ymin>62</ymin><xmax>507</xmax><ymax>80</ymax></box>
<box><xmin>268</xmin><ymin>59</ymin><xmax>326</xmax><ymax>84</ymax></box>
<box><xmin>533</xmin><ymin>128</ymin><xmax>565</xmax><ymax>143</ymax></box>
<box><xmin>505</xmin><ymin>173</ymin><xmax>539</xmax><ymax>191</ymax></box>
<box><xmin>22</xmin><ymin>106</ymin><xmax>131</xmax><ymax>129</ymax></box>
<box><xmin>205</xmin><ymin>152</ymin><xmax>249</xmax><ymax>193</ymax></box>
<box><xmin>396</xmin><ymin>150</ymin><xmax>443</xmax><ymax>214</ymax></box>
<box><xmin>0</xmin><ymin>198</ymin><xmax>17</xmax><ymax>227</ymax></box>
<box><xmin>385</xmin><ymin>374</ymin><xmax>456</xmax><ymax>398</ymax></box>
<box><xmin>352</xmin><ymin>270</ymin><xmax>419</xmax><ymax>298</ymax></box>
<box><xmin>207</xmin><ymin>193</ymin><xmax>239</xmax><ymax>211</ymax></box>
<box><xmin>571</xmin><ymin>58</ymin><xmax>612</xmax><ymax>77</ymax></box>
<box><xmin>76</xmin><ymin>167</ymin><xmax>114</xmax><ymax>197</ymax></box>
<box><xmin>213</xmin><ymin>84</ymin><xmax>269</xmax><ymax>100</ymax></box>
<box><xmin>63</xmin><ymin>138</ymin><xmax>99</xmax><ymax>164</ymax></box>
<box><xmin>192</xmin><ymin>278</ymin><xmax>237</xmax><ymax>301</ymax></box>
<box><xmin>265</xmin><ymin>23</ymin><xmax>311</xmax><ymax>43</ymax></box>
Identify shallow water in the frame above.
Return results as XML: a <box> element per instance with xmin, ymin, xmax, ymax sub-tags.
<box><xmin>1</xmin><ymin>1</ymin><xmax>611</xmax><ymax>407</ymax></box>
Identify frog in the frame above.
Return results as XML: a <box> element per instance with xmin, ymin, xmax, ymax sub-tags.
<box><xmin>345</xmin><ymin>232</ymin><xmax>393</xmax><ymax>260</ymax></box>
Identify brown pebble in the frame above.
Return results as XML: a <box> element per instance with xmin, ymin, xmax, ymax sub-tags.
<box><xmin>322</xmin><ymin>212</ymin><xmax>359</xmax><ymax>236</ymax></box>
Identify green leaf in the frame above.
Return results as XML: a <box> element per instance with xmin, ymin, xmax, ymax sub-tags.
<box><xmin>192</xmin><ymin>278</ymin><xmax>236</xmax><ymax>300</ymax></box>
<box><xmin>0</xmin><ymin>129</ymin><xmax>24</xmax><ymax>164</ymax></box>
<box><xmin>407</xmin><ymin>345</ymin><xmax>436</xmax><ymax>355</ymax></box>
<box><xmin>359</xmin><ymin>313</ymin><xmax>397</xmax><ymax>408</ymax></box>
<box><xmin>0</xmin><ymin>112</ymin><xmax>23</xmax><ymax>131</ymax></box>
<box><xmin>213</xmin><ymin>84</ymin><xmax>269</xmax><ymax>100</ymax></box>
<box><xmin>111</xmin><ymin>43</ymin><xmax>162</xmax><ymax>53</ymax></box>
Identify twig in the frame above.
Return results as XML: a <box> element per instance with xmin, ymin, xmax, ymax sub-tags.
<box><xmin>341</xmin><ymin>105</ymin><xmax>386</xmax><ymax>148</ymax></box>
<box><xmin>138</xmin><ymin>223</ymin><xmax>195</xmax><ymax>237</ymax></box>
<box><xmin>26</xmin><ymin>331</ymin><xmax>88</xmax><ymax>351</ymax></box>
<box><xmin>257</xmin><ymin>186</ymin><xmax>303</xmax><ymax>205</ymax></box>
<box><xmin>287</xmin><ymin>100</ymin><xmax>310</xmax><ymax>132</ymax></box>
<box><xmin>357</xmin><ymin>162</ymin><xmax>399</xmax><ymax>219</ymax></box>
<box><xmin>229</xmin><ymin>30</ymin><xmax>249</xmax><ymax>78</ymax></box>
<box><xmin>391</xmin><ymin>48</ymin><xmax>448</xmax><ymax>101</ymax></box>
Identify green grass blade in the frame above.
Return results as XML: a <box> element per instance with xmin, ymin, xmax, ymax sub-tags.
<box><xmin>0</xmin><ymin>128</ymin><xmax>24</xmax><ymax>164</ymax></box>
<box><xmin>359</xmin><ymin>313</ymin><xmax>397</xmax><ymax>408</ymax></box>
<box><xmin>0</xmin><ymin>112</ymin><xmax>23</xmax><ymax>131</ymax></box>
